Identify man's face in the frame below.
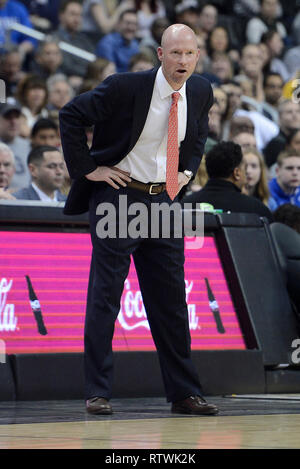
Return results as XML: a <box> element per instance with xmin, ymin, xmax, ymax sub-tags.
<box><xmin>177</xmin><ymin>9</ymin><xmax>199</xmax><ymax>30</ymax></box>
<box><xmin>0</xmin><ymin>150</ymin><xmax>15</xmax><ymax>188</ymax></box>
<box><xmin>119</xmin><ymin>13</ymin><xmax>138</xmax><ymax>42</ymax></box>
<box><xmin>30</xmin><ymin>151</ymin><xmax>65</xmax><ymax>192</ymax></box>
<box><xmin>241</xmin><ymin>45</ymin><xmax>263</xmax><ymax>78</ymax></box>
<box><xmin>157</xmin><ymin>29</ymin><xmax>200</xmax><ymax>90</ymax></box>
<box><xmin>0</xmin><ymin>0</ymin><xmax>7</xmax><ymax>8</ymax></box>
<box><xmin>2</xmin><ymin>52</ymin><xmax>21</xmax><ymax>81</ymax></box>
<box><xmin>261</xmin><ymin>0</ymin><xmax>278</xmax><ymax>20</ymax></box>
<box><xmin>199</xmin><ymin>5</ymin><xmax>217</xmax><ymax>33</ymax></box>
<box><xmin>277</xmin><ymin>157</ymin><xmax>300</xmax><ymax>191</ymax></box>
<box><xmin>280</xmin><ymin>102</ymin><xmax>300</xmax><ymax>132</ymax></box>
<box><xmin>269</xmin><ymin>32</ymin><xmax>283</xmax><ymax>56</ymax></box>
<box><xmin>211</xmin><ymin>57</ymin><xmax>231</xmax><ymax>81</ymax></box>
<box><xmin>31</xmin><ymin>129</ymin><xmax>60</xmax><ymax>147</ymax></box>
<box><xmin>60</xmin><ymin>2</ymin><xmax>82</xmax><ymax>33</ymax></box>
<box><xmin>264</xmin><ymin>75</ymin><xmax>283</xmax><ymax>105</ymax></box>
<box><xmin>38</xmin><ymin>43</ymin><xmax>62</xmax><ymax>72</ymax></box>
<box><xmin>222</xmin><ymin>84</ymin><xmax>242</xmax><ymax>113</ymax></box>
<box><xmin>49</xmin><ymin>81</ymin><xmax>72</xmax><ymax>109</ymax></box>
<box><xmin>0</xmin><ymin>111</ymin><xmax>21</xmax><ymax>142</ymax></box>
<box><xmin>232</xmin><ymin>132</ymin><xmax>257</xmax><ymax>151</ymax></box>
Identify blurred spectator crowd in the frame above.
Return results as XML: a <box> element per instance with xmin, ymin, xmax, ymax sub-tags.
<box><xmin>1</xmin><ymin>0</ymin><xmax>300</xmax><ymax>233</ymax></box>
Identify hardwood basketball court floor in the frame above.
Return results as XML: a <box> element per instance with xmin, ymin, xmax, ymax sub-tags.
<box><xmin>0</xmin><ymin>396</ymin><xmax>300</xmax><ymax>449</ymax></box>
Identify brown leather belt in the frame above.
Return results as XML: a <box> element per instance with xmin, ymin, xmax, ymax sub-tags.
<box><xmin>127</xmin><ymin>179</ymin><xmax>166</xmax><ymax>195</ymax></box>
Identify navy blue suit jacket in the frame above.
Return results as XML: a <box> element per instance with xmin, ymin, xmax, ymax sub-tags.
<box><xmin>59</xmin><ymin>68</ymin><xmax>213</xmax><ymax>215</ymax></box>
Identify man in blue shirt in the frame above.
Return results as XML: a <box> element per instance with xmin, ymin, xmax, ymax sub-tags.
<box><xmin>0</xmin><ymin>0</ymin><xmax>36</xmax><ymax>51</ymax></box>
<box><xmin>96</xmin><ymin>9</ymin><xmax>140</xmax><ymax>73</ymax></box>
<box><xmin>269</xmin><ymin>149</ymin><xmax>300</xmax><ymax>210</ymax></box>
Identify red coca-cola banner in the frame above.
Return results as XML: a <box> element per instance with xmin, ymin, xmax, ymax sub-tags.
<box><xmin>0</xmin><ymin>231</ymin><xmax>246</xmax><ymax>353</ymax></box>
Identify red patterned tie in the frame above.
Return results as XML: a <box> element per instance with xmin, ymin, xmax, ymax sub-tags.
<box><xmin>166</xmin><ymin>92</ymin><xmax>180</xmax><ymax>201</ymax></box>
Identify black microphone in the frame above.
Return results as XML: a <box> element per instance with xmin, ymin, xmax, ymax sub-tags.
<box><xmin>205</xmin><ymin>277</ymin><xmax>225</xmax><ymax>334</ymax></box>
<box><xmin>25</xmin><ymin>275</ymin><xmax>47</xmax><ymax>335</ymax></box>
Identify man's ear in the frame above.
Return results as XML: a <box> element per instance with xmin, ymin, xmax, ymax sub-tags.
<box><xmin>232</xmin><ymin>166</ymin><xmax>240</xmax><ymax>181</ymax></box>
<box><xmin>28</xmin><ymin>163</ymin><xmax>37</xmax><ymax>178</ymax></box>
<box><xmin>157</xmin><ymin>47</ymin><xmax>163</xmax><ymax>63</ymax></box>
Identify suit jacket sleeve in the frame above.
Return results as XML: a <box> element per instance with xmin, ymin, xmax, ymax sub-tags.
<box><xmin>59</xmin><ymin>75</ymin><xmax>118</xmax><ymax>180</ymax></box>
<box><xmin>186</xmin><ymin>83</ymin><xmax>214</xmax><ymax>177</ymax></box>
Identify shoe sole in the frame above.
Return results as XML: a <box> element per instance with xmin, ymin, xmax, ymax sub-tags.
<box><xmin>86</xmin><ymin>408</ymin><xmax>113</xmax><ymax>415</ymax></box>
<box><xmin>171</xmin><ymin>407</ymin><xmax>218</xmax><ymax>416</ymax></box>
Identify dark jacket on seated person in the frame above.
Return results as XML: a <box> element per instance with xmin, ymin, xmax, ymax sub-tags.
<box><xmin>182</xmin><ymin>179</ymin><xmax>273</xmax><ymax>223</ymax></box>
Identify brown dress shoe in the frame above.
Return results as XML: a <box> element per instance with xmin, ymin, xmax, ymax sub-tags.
<box><xmin>86</xmin><ymin>397</ymin><xmax>112</xmax><ymax>415</ymax></box>
<box><xmin>171</xmin><ymin>396</ymin><xmax>218</xmax><ymax>415</ymax></box>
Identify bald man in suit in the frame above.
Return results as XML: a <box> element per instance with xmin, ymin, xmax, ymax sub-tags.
<box><xmin>59</xmin><ymin>24</ymin><xmax>218</xmax><ymax>416</ymax></box>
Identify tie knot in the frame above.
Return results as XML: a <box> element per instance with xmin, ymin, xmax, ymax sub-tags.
<box><xmin>172</xmin><ymin>92</ymin><xmax>180</xmax><ymax>104</ymax></box>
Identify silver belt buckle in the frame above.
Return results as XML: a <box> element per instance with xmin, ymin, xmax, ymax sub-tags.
<box><xmin>149</xmin><ymin>183</ymin><xmax>160</xmax><ymax>195</ymax></box>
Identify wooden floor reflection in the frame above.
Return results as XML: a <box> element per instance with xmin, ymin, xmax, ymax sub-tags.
<box><xmin>0</xmin><ymin>414</ymin><xmax>300</xmax><ymax>449</ymax></box>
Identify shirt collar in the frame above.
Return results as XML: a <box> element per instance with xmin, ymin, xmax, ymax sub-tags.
<box><xmin>156</xmin><ymin>66</ymin><xmax>186</xmax><ymax>101</ymax></box>
<box><xmin>31</xmin><ymin>183</ymin><xmax>58</xmax><ymax>202</ymax></box>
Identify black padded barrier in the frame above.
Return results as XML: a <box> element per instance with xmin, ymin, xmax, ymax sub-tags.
<box><xmin>11</xmin><ymin>353</ymin><xmax>85</xmax><ymax>400</ymax></box>
<box><xmin>0</xmin><ymin>356</ymin><xmax>16</xmax><ymax>400</ymax></box>
<box><xmin>10</xmin><ymin>350</ymin><xmax>265</xmax><ymax>400</ymax></box>
<box><xmin>268</xmin><ymin>222</ymin><xmax>300</xmax><ymax>317</ymax></box>
<box><xmin>215</xmin><ymin>214</ymin><xmax>300</xmax><ymax>366</ymax></box>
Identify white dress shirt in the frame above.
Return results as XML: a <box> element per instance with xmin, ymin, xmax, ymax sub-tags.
<box><xmin>115</xmin><ymin>67</ymin><xmax>187</xmax><ymax>183</ymax></box>
<box><xmin>31</xmin><ymin>183</ymin><xmax>59</xmax><ymax>202</ymax></box>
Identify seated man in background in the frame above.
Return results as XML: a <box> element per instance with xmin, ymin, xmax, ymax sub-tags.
<box><xmin>263</xmin><ymin>100</ymin><xmax>300</xmax><ymax>168</ymax></box>
<box><xmin>13</xmin><ymin>145</ymin><xmax>66</xmax><ymax>202</ymax></box>
<box><xmin>47</xmin><ymin>74</ymin><xmax>75</xmax><ymax>111</ymax></box>
<box><xmin>268</xmin><ymin>149</ymin><xmax>300</xmax><ymax>210</ymax></box>
<box><xmin>182</xmin><ymin>141</ymin><xmax>273</xmax><ymax>222</ymax></box>
<box><xmin>0</xmin><ymin>46</ymin><xmax>26</xmax><ymax>97</ymax></box>
<box><xmin>31</xmin><ymin>118</ymin><xmax>61</xmax><ymax>148</ymax></box>
<box><xmin>0</xmin><ymin>103</ymin><xmax>31</xmax><ymax>191</ymax></box>
<box><xmin>0</xmin><ymin>142</ymin><xmax>16</xmax><ymax>199</ymax></box>
<box><xmin>96</xmin><ymin>9</ymin><xmax>140</xmax><ymax>73</ymax></box>
<box><xmin>262</xmin><ymin>72</ymin><xmax>284</xmax><ymax>124</ymax></box>
<box><xmin>29</xmin><ymin>38</ymin><xmax>64</xmax><ymax>80</ymax></box>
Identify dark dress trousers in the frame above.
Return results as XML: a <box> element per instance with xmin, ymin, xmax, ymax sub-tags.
<box><xmin>59</xmin><ymin>68</ymin><xmax>213</xmax><ymax>401</ymax></box>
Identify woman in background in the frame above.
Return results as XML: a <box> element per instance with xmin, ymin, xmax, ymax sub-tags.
<box><xmin>17</xmin><ymin>74</ymin><xmax>48</xmax><ymax>138</ymax></box>
<box><xmin>243</xmin><ymin>146</ymin><xmax>270</xmax><ymax>205</ymax></box>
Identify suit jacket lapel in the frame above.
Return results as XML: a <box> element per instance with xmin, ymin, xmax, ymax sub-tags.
<box><xmin>128</xmin><ymin>68</ymin><xmax>158</xmax><ymax>152</ymax></box>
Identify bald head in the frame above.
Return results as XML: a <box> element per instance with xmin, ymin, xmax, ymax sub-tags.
<box><xmin>157</xmin><ymin>24</ymin><xmax>200</xmax><ymax>90</ymax></box>
<box><xmin>161</xmin><ymin>24</ymin><xmax>198</xmax><ymax>49</ymax></box>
